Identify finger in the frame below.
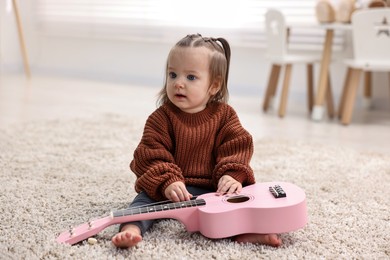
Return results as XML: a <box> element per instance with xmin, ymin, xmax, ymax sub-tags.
<box><xmin>216</xmin><ymin>184</ymin><xmax>226</xmax><ymax>194</ymax></box>
<box><xmin>217</xmin><ymin>182</ymin><xmax>230</xmax><ymax>195</ymax></box>
<box><xmin>170</xmin><ymin>190</ymin><xmax>180</xmax><ymax>202</ymax></box>
<box><xmin>180</xmin><ymin>188</ymin><xmax>192</xmax><ymax>201</ymax></box>
<box><xmin>176</xmin><ymin>185</ymin><xmax>192</xmax><ymax>201</ymax></box>
<box><xmin>185</xmin><ymin>191</ymin><xmax>193</xmax><ymax>200</ymax></box>
<box><xmin>217</xmin><ymin>179</ymin><xmax>225</xmax><ymax>191</ymax></box>
<box><xmin>177</xmin><ymin>186</ymin><xmax>189</xmax><ymax>202</ymax></box>
<box><xmin>235</xmin><ymin>184</ymin><xmax>242</xmax><ymax>194</ymax></box>
<box><xmin>218</xmin><ymin>178</ymin><xmax>228</xmax><ymax>189</ymax></box>
<box><xmin>180</xmin><ymin>188</ymin><xmax>190</xmax><ymax>201</ymax></box>
<box><xmin>184</xmin><ymin>187</ymin><xmax>194</xmax><ymax>200</ymax></box>
<box><xmin>226</xmin><ymin>183</ymin><xmax>240</xmax><ymax>195</ymax></box>
<box><xmin>176</xmin><ymin>188</ymin><xmax>185</xmax><ymax>201</ymax></box>
<box><xmin>219</xmin><ymin>178</ymin><xmax>234</xmax><ymax>190</ymax></box>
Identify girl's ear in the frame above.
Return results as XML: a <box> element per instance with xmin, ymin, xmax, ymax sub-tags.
<box><xmin>210</xmin><ymin>76</ymin><xmax>222</xmax><ymax>95</ymax></box>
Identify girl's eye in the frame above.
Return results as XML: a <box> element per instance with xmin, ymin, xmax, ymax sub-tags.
<box><xmin>169</xmin><ymin>72</ymin><xmax>177</xmax><ymax>79</ymax></box>
<box><xmin>187</xmin><ymin>75</ymin><xmax>196</xmax><ymax>81</ymax></box>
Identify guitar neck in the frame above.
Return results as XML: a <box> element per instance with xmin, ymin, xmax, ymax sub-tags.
<box><xmin>57</xmin><ymin>198</ymin><xmax>206</xmax><ymax>245</ymax></box>
<box><xmin>112</xmin><ymin>198</ymin><xmax>206</xmax><ymax>218</ymax></box>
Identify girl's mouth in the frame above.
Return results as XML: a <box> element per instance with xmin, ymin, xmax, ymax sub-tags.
<box><xmin>175</xmin><ymin>94</ymin><xmax>186</xmax><ymax>98</ymax></box>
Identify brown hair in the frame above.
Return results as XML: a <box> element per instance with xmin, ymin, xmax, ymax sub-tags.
<box><xmin>157</xmin><ymin>34</ymin><xmax>231</xmax><ymax>106</ymax></box>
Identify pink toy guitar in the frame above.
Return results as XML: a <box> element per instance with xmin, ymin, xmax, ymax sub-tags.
<box><xmin>56</xmin><ymin>182</ymin><xmax>307</xmax><ymax>245</ymax></box>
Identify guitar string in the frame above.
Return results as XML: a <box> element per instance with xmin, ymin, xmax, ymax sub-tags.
<box><xmin>112</xmin><ymin>197</ymin><xmax>205</xmax><ymax>214</ymax></box>
<box><xmin>78</xmin><ymin>200</ymin><xmax>200</xmax><ymax>230</ymax></box>
<box><xmin>112</xmin><ymin>194</ymin><xmax>249</xmax><ymax>214</ymax></box>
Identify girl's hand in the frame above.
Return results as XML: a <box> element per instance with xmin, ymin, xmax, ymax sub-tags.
<box><xmin>165</xmin><ymin>181</ymin><xmax>193</xmax><ymax>202</ymax></box>
<box><xmin>217</xmin><ymin>175</ymin><xmax>242</xmax><ymax>195</ymax></box>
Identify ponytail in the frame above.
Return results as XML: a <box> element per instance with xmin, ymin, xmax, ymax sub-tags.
<box><xmin>216</xmin><ymin>37</ymin><xmax>231</xmax><ymax>90</ymax></box>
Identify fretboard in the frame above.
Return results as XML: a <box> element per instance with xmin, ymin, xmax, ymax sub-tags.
<box><xmin>112</xmin><ymin>199</ymin><xmax>206</xmax><ymax>218</ymax></box>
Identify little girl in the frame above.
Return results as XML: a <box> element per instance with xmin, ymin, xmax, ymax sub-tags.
<box><xmin>112</xmin><ymin>34</ymin><xmax>282</xmax><ymax>248</ymax></box>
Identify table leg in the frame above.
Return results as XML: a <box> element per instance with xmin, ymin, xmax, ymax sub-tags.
<box><xmin>311</xmin><ymin>29</ymin><xmax>334</xmax><ymax>121</ymax></box>
<box><xmin>326</xmin><ymin>73</ymin><xmax>334</xmax><ymax>118</ymax></box>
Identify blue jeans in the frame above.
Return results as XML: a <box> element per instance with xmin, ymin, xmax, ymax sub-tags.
<box><xmin>119</xmin><ymin>185</ymin><xmax>213</xmax><ymax>235</ymax></box>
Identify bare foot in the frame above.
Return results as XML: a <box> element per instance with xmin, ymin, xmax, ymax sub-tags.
<box><xmin>112</xmin><ymin>224</ymin><xmax>142</xmax><ymax>249</ymax></box>
<box><xmin>234</xmin><ymin>233</ymin><xmax>282</xmax><ymax>247</ymax></box>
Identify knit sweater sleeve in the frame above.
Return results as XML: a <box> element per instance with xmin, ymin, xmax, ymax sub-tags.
<box><xmin>130</xmin><ymin>108</ymin><xmax>184</xmax><ymax>201</ymax></box>
<box><xmin>212</xmin><ymin>105</ymin><xmax>255</xmax><ymax>187</ymax></box>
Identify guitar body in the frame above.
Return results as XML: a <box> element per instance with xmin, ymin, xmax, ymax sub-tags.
<box><xmin>57</xmin><ymin>182</ymin><xmax>307</xmax><ymax>245</ymax></box>
<box><xmin>195</xmin><ymin>182</ymin><xmax>307</xmax><ymax>238</ymax></box>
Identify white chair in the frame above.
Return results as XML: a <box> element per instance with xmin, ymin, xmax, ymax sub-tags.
<box><xmin>338</xmin><ymin>8</ymin><xmax>390</xmax><ymax>125</ymax></box>
<box><xmin>262</xmin><ymin>9</ymin><xmax>335</xmax><ymax>118</ymax></box>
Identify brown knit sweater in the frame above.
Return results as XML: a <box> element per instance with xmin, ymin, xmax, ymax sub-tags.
<box><xmin>130</xmin><ymin>101</ymin><xmax>255</xmax><ymax>201</ymax></box>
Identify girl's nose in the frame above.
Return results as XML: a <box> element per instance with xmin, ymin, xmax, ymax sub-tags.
<box><xmin>174</xmin><ymin>79</ymin><xmax>184</xmax><ymax>89</ymax></box>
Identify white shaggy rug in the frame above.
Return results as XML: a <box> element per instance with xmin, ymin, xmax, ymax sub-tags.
<box><xmin>0</xmin><ymin>114</ymin><xmax>389</xmax><ymax>259</ymax></box>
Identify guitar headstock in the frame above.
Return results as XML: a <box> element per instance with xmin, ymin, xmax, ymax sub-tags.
<box><xmin>56</xmin><ymin>215</ymin><xmax>113</xmax><ymax>245</ymax></box>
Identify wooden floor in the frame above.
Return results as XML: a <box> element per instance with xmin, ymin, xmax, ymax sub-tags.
<box><xmin>1</xmin><ymin>74</ymin><xmax>389</xmax><ymax>155</ymax></box>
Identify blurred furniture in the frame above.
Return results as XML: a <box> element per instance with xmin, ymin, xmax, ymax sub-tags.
<box><xmin>338</xmin><ymin>8</ymin><xmax>390</xmax><ymax>125</ymax></box>
<box><xmin>12</xmin><ymin>0</ymin><xmax>31</xmax><ymax>78</ymax></box>
<box><xmin>367</xmin><ymin>0</ymin><xmax>389</xmax><ymax>8</ymax></box>
<box><xmin>262</xmin><ymin>9</ymin><xmax>334</xmax><ymax>118</ymax></box>
<box><xmin>316</xmin><ymin>0</ymin><xmax>355</xmax><ymax>23</ymax></box>
<box><xmin>309</xmin><ymin>22</ymin><xmax>352</xmax><ymax>121</ymax></box>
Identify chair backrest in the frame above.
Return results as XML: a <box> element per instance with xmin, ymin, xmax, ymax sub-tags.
<box><xmin>351</xmin><ymin>9</ymin><xmax>390</xmax><ymax>62</ymax></box>
<box><xmin>265</xmin><ymin>9</ymin><xmax>287</xmax><ymax>58</ymax></box>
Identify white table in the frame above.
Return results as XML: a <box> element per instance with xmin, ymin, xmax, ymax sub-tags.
<box><xmin>309</xmin><ymin>23</ymin><xmax>352</xmax><ymax>121</ymax></box>
<box><xmin>288</xmin><ymin>23</ymin><xmax>353</xmax><ymax>121</ymax></box>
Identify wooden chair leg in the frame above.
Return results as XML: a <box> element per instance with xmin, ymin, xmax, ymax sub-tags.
<box><xmin>306</xmin><ymin>64</ymin><xmax>314</xmax><ymax>112</ymax></box>
<box><xmin>364</xmin><ymin>71</ymin><xmax>372</xmax><ymax>97</ymax></box>
<box><xmin>270</xmin><ymin>69</ymin><xmax>279</xmax><ymax>98</ymax></box>
<box><xmin>341</xmin><ymin>68</ymin><xmax>362</xmax><ymax>125</ymax></box>
<box><xmin>338</xmin><ymin>67</ymin><xmax>352</xmax><ymax>119</ymax></box>
<box><xmin>387</xmin><ymin>71</ymin><xmax>390</xmax><ymax>102</ymax></box>
<box><xmin>263</xmin><ymin>64</ymin><xmax>281</xmax><ymax>112</ymax></box>
<box><xmin>278</xmin><ymin>64</ymin><xmax>292</xmax><ymax>118</ymax></box>
<box><xmin>363</xmin><ymin>71</ymin><xmax>372</xmax><ymax>108</ymax></box>
<box><xmin>12</xmin><ymin>0</ymin><xmax>31</xmax><ymax>78</ymax></box>
<box><xmin>387</xmin><ymin>71</ymin><xmax>390</xmax><ymax>89</ymax></box>
<box><xmin>326</xmin><ymin>73</ymin><xmax>334</xmax><ymax>118</ymax></box>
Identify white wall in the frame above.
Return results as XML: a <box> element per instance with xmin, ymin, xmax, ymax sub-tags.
<box><xmin>1</xmin><ymin>1</ymin><xmax>388</xmax><ymax>107</ymax></box>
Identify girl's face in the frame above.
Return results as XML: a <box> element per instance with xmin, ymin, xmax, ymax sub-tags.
<box><xmin>166</xmin><ymin>47</ymin><xmax>220</xmax><ymax>114</ymax></box>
